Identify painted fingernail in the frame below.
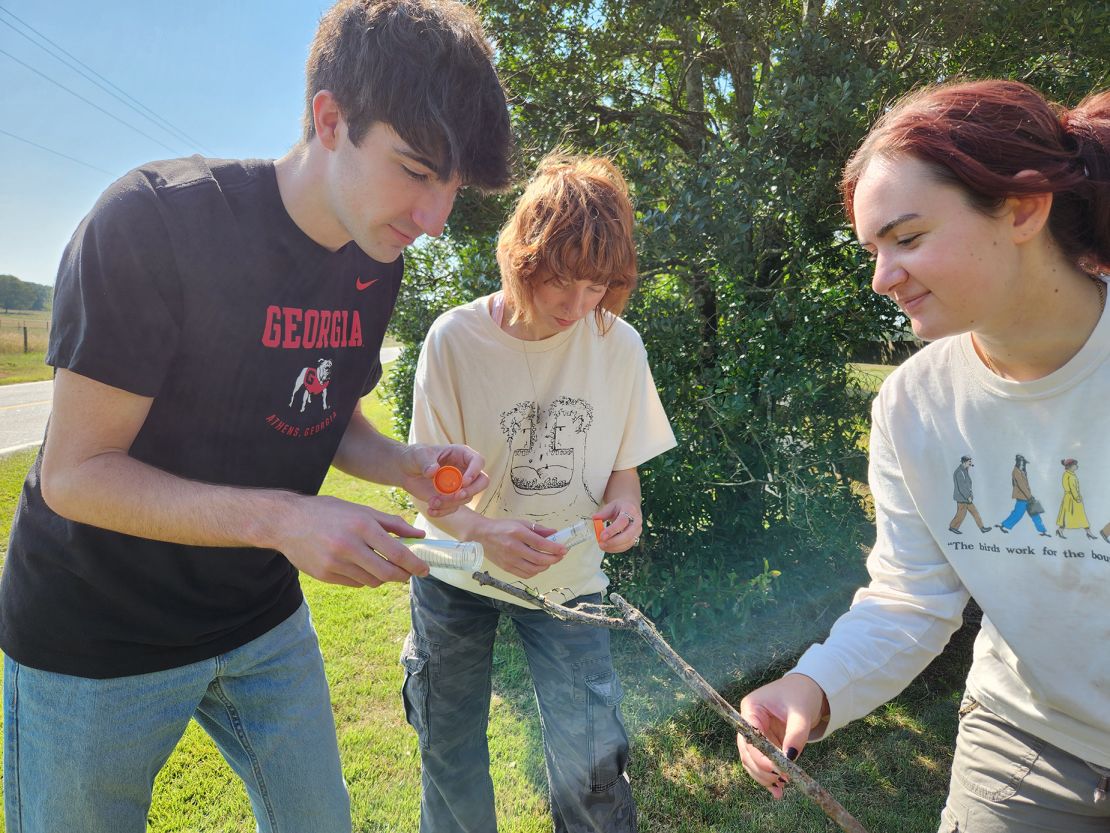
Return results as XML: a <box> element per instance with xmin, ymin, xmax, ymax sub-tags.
<box><xmin>786</xmin><ymin>747</ymin><xmax>799</xmax><ymax>761</ymax></box>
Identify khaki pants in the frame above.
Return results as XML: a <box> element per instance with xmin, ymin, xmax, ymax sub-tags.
<box><xmin>939</xmin><ymin>696</ymin><xmax>1110</xmax><ymax>832</ymax></box>
<box><xmin>949</xmin><ymin>502</ymin><xmax>986</xmax><ymax>531</ymax></box>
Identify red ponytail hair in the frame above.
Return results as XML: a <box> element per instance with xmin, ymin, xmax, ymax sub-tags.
<box><xmin>842</xmin><ymin>80</ymin><xmax>1110</xmax><ymax>272</ymax></box>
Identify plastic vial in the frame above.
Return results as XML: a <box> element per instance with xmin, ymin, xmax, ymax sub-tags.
<box><xmin>402</xmin><ymin>538</ymin><xmax>484</xmax><ymax>571</ymax></box>
<box><xmin>545</xmin><ymin>519</ymin><xmax>605</xmax><ymax>549</ymax></box>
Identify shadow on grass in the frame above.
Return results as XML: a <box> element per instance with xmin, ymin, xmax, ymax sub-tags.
<box><xmin>625</xmin><ymin>614</ymin><xmax>976</xmax><ymax>832</ymax></box>
<box><xmin>487</xmin><ymin>554</ymin><xmax>977</xmax><ymax>832</ymax></box>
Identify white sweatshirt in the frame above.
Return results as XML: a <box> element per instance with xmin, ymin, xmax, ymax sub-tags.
<box><xmin>794</xmin><ymin>290</ymin><xmax>1110</xmax><ymax>767</ymax></box>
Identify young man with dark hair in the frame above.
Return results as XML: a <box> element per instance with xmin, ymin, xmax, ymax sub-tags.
<box><xmin>0</xmin><ymin>2</ymin><xmax>512</xmax><ymax>830</ymax></box>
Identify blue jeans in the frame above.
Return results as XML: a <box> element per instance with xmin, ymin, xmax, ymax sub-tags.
<box><xmin>4</xmin><ymin>602</ymin><xmax>350</xmax><ymax>833</ymax></box>
<box><xmin>1000</xmin><ymin>500</ymin><xmax>1048</xmax><ymax>533</ymax></box>
<box><xmin>402</xmin><ymin>576</ymin><xmax>637</xmax><ymax>833</ymax></box>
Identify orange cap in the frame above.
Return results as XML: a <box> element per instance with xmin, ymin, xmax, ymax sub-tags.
<box><xmin>593</xmin><ymin>518</ymin><xmax>608</xmax><ymax>543</ymax></box>
<box><xmin>432</xmin><ymin>465</ymin><xmax>463</xmax><ymax>494</ymax></box>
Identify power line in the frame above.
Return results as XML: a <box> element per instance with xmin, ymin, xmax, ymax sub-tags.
<box><xmin>0</xmin><ymin>128</ymin><xmax>116</xmax><ymax>176</ymax></box>
<box><xmin>0</xmin><ymin>47</ymin><xmax>182</xmax><ymax>156</ymax></box>
<box><xmin>0</xmin><ymin>6</ymin><xmax>211</xmax><ymax>154</ymax></box>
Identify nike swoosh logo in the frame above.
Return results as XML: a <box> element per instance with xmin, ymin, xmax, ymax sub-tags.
<box><xmin>355</xmin><ymin>277</ymin><xmax>379</xmax><ymax>291</ymax></box>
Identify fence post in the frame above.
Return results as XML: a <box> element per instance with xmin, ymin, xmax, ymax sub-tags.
<box><xmin>23</xmin><ymin>325</ymin><xmax>29</xmax><ymax>353</ymax></box>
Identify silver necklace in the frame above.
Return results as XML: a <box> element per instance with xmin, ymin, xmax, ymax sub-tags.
<box><xmin>981</xmin><ymin>277</ymin><xmax>1106</xmax><ymax>377</ymax></box>
<box><xmin>495</xmin><ymin>293</ymin><xmax>544</xmax><ymax>407</ymax></box>
<box><xmin>520</xmin><ymin>340</ymin><xmax>543</xmax><ymax>410</ymax></box>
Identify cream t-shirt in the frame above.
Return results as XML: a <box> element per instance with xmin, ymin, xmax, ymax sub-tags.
<box><xmin>409</xmin><ymin>294</ymin><xmax>677</xmax><ymax>605</ymax></box>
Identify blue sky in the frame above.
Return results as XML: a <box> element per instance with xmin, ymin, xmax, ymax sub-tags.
<box><xmin>1</xmin><ymin>0</ymin><xmax>333</xmax><ymax>286</ymax></box>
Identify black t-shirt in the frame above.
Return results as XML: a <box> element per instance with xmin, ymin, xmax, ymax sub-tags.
<box><xmin>0</xmin><ymin>156</ymin><xmax>402</xmax><ymax>678</ymax></box>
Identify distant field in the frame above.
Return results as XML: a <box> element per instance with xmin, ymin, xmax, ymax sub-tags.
<box><xmin>0</xmin><ymin>312</ymin><xmax>51</xmax><ymax>384</ymax></box>
<box><xmin>0</xmin><ymin>310</ymin><xmax>50</xmax><ymax>331</ymax></box>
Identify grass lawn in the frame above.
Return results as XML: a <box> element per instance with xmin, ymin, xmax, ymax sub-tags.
<box><xmin>0</xmin><ymin>361</ymin><xmax>967</xmax><ymax>832</ymax></box>
<box><xmin>0</xmin><ymin>352</ymin><xmax>51</xmax><ymax>385</ymax></box>
<box><xmin>848</xmin><ymin>362</ymin><xmax>899</xmax><ymax>394</ymax></box>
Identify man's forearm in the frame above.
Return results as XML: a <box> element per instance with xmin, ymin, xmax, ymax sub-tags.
<box><xmin>42</xmin><ymin>449</ymin><xmax>300</xmax><ymax>550</ymax></box>
<box><xmin>331</xmin><ymin>407</ymin><xmax>412</xmax><ymax>487</ymax></box>
<box><xmin>412</xmin><ymin>499</ymin><xmax>488</xmax><ymax>541</ymax></box>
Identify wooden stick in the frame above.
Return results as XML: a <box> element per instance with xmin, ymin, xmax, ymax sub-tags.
<box><xmin>471</xmin><ymin>571</ymin><xmax>870</xmax><ymax>833</ymax></box>
<box><xmin>609</xmin><ymin>594</ymin><xmax>870</xmax><ymax>833</ymax></box>
<box><xmin>473</xmin><ymin>571</ymin><xmax>633</xmax><ymax>628</ymax></box>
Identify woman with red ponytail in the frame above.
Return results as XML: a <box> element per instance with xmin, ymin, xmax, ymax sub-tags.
<box><xmin>738</xmin><ymin>80</ymin><xmax>1110</xmax><ymax>831</ymax></box>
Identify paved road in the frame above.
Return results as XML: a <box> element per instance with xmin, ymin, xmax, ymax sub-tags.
<box><xmin>0</xmin><ymin>346</ymin><xmax>405</xmax><ymax>457</ymax></box>
<box><xmin>0</xmin><ymin>380</ymin><xmax>52</xmax><ymax>455</ymax></box>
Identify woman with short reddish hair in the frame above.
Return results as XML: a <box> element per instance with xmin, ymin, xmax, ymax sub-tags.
<box><xmin>401</xmin><ymin>151</ymin><xmax>676</xmax><ymax>832</ymax></box>
<box><xmin>738</xmin><ymin>80</ymin><xmax>1110</xmax><ymax>831</ymax></box>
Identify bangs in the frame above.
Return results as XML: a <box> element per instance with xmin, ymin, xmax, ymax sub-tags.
<box><xmin>534</xmin><ymin>210</ymin><xmax>637</xmax><ymax>290</ymax></box>
<box><xmin>497</xmin><ymin>151</ymin><xmax>640</xmax><ymax>332</ymax></box>
<box><xmin>507</xmin><ymin>153</ymin><xmax>637</xmax><ymax>287</ymax></box>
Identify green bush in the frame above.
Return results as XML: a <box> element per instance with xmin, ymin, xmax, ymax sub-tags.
<box><xmin>384</xmin><ymin>0</ymin><xmax>1110</xmax><ymax>640</ymax></box>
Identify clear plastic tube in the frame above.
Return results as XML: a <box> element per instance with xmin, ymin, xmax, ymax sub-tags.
<box><xmin>401</xmin><ymin>538</ymin><xmax>484</xmax><ymax>570</ymax></box>
<box><xmin>545</xmin><ymin>520</ymin><xmax>597</xmax><ymax>549</ymax></box>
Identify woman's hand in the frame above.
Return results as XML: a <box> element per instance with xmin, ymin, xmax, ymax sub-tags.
<box><xmin>398</xmin><ymin>443</ymin><xmax>489</xmax><ymax>516</ymax></box>
<box><xmin>737</xmin><ymin>674</ymin><xmax>829</xmax><ymax>800</ymax></box>
<box><xmin>592</xmin><ymin>499</ymin><xmax>642</xmax><ymax>553</ymax></box>
<box><xmin>475</xmin><ymin>518</ymin><xmax>567</xmax><ymax>579</ymax></box>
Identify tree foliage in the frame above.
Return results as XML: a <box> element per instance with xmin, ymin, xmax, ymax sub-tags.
<box><xmin>0</xmin><ymin>275</ymin><xmax>51</xmax><ymax>313</ymax></box>
<box><xmin>386</xmin><ymin>0</ymin><xmax>1110</xmax><ymax>634</ymax></box>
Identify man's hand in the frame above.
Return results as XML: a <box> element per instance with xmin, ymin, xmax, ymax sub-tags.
<box><xmin>273</xmin><ymin>495</ymin><xmax>431</xmax><ymax>587</ymax></box>
<box><xmin>399</xmin><ymin>443</ymin><xmax>489</xmax><ymax>517</ymax></box>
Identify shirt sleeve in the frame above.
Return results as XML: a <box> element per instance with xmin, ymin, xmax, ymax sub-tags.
<box><xmin>612</xmin><ymin>342</ymin><xmax>677</xmax><ymax>471</ymax></box>
<box><xmin>47</xmin><ymin>170</ymin><xmax>182</xmax><ymax>397</ymax></box>
<box><xmin>791</xmin><ymin>393</ymin><xmax>970</xmax><ymax>739</ymax></box>
<box><xmin>360</xmin><ymin>359</ymin><xmax>384</xmax><ymax>398</ymax></box>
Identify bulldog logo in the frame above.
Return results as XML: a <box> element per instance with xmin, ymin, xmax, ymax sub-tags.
<box><xmin>289</xmin><ymin>358</ymin><xmax>333</xmax><ymax>413</ymax></box>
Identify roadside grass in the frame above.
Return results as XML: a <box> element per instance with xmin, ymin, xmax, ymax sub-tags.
<box><xmin>0</xmin><ymin>310</ymin><xmax>50</xmax><ymax>386</ymax></box>
<box><xmin>0</xmin><ymin>448</ymin><xmax>35</xmax><ymax>550</ymax></box>
<box><xmin>625</xmin><ymin>613</ymin><xmax>972</xmax><ymax>832</ymax></box>
<box><xmin>0</xmin><ymin>312</ymin><xmax>51</xmax><ymax>385</ymax></box>
<box><xmin>0</xmin><ymin>359</ymin><xmax>967</xmax><ymax>832</ymax></box>
<box><xmin>0</xmin><ymin>352</ymin><xmax>51</xmax><ymax>385</ymax></box>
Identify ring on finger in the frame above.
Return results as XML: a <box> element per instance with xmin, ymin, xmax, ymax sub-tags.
<box><xmin>620</xmin><ymin>510</ymin><xmax>636</xmax><ymax>525</ymax></box>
